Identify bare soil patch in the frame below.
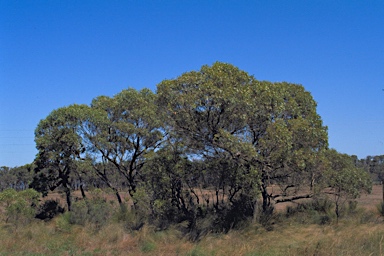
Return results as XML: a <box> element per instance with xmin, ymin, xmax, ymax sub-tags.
<box><xmin>356</xmin><ymin>184</ymin><xmax>383</xmax><ymax>210</ymax></box>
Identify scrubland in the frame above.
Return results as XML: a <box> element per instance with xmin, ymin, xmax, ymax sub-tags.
<box><xmin>1</xmin><ymin>187</ymin><xmax>384</xmax><ymax>256</ymax></box>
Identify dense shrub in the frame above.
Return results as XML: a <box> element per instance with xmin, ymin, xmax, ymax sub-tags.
<box><xmin>0</xmin><ymin>188</ymin><xmax>39</xmax><ymax>226</ymax></box>
<box><xmin>68</xmin><ymin>190</ymin><xmax>112</xmax><ymax>230</ymax></box>
<box><xmin>284</xmin><ymin>197</ymin><xmax>335</xmax><ymax>225</ymax></box>
<box><xmin>35</xmin><ymin>199</ymin><xmax>64</xmax><ymax>220</ymax></box>
<box><xmin>377</xmin><ymin>201</ymin><xmax>384</xmax><ymax>217</ymax></box>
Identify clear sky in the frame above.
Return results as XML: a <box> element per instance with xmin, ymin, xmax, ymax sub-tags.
<box><xmin>1</xmin><ymin>1</ymin><xmax>383</xmax><ymax>167</ymax></box>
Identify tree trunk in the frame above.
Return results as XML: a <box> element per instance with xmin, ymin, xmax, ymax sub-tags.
<box><xmin>335</xmin><ymin>202</ymin><xmax>339</xmax><ymax>223</ymax></box>
<box><xmin>114</xmin><ymin>188</ymin><xmax>123</xmax><ymax>205</ymax></box>
<box><xmin>261</xmin><ymin>182</ymin><xmax>270</xmax><ymax>213</ymax></box>
<box><xmin>65</xmin><ymin>187</ymin><xmax>72</xmax><ymax>212</ymax></box>
<box><xmin>80</xmin><ymin>184</ymin><xmax>86</xmax><ymax>199</ymax></box>
<box><xmin>260</xmin><ymin>169</ymin><xmax>274</xmax><ymax>215</ymax></box>
<box><xmin>382</xmin><ymin>180</ymin><xmax>384</xmax><ymax>202</ymax></box>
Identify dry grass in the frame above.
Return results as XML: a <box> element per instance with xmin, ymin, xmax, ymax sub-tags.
<box><xmin>1</xmin><ymin>185</ymin><xmax>383</xmax><ymax>255</ymax></box>
<box><xmin>1</xmin><ymin>216</ymin><xmax>384</xmax><ymax>255</ymax></box>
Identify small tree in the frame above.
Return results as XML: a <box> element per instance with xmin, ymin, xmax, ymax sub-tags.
<box><xmin>32</xmin><ymin>105</ymin><xmax>85</xmax><ymax>211</ymax></box>
<box><xmin>325</xmin><ymin>150</ymin><xmax>372</xmax><ymax>222</ymax></box>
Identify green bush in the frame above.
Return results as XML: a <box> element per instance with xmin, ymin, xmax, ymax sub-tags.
<box><xmin>55</xmin><ymin>212</ymin><xmax>72</xmax><ymax>232</ymax></box>
<box><xmin>140</xmin><ymin>240</ymin><xmax>157</xmax><ymax>253</ymax></box>
<box><xmin>284</xmin><ymin>197</ymin><xmax>335</xmax><ymax>225</ymax></box>
<box><xmin>0</xmin><ymin>188</ymin><xmax>39</xmax><ymax>226</ymax></box>
<box><xmin>36</xmin><ymin>199</ymin><xmax>65</xmax><ymax>220</ymax></box>
<box><xmin>348</xmin><ymin>200</ymin><xmax>358</xmax><ymax>213</ymax></box>
<box><xmin>114</xmin><ymin>206</ymin><xmax>145</xmax><ymax>232</ymax></box>
<box><xmin>69</xmin><ymin>195</ymin><xmax>111</xmax><ymax>229</ymax></box>
<box><xmin>69</xmin><ymin>200</ymin><xmax>88</xmax><ymax>225</ymax></box>
<box><xmin>377</xmin><ymin>201</ymin><xmax>384</xmax><ymax>217</ymax></box>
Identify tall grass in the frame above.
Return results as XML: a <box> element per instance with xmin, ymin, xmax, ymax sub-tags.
<box><xmin>377</xmin><ymin>201</ymin><xmax>384</xmax><ymax>217</ymax></box>
<box><xmin>1</xmin><ymin>190</ymin><xmax>383</xmax><ymax>255</ymax></box>
<box><xmin>1</xmin><ymin>212</ymin><xmax>384</xmax><ymax>255</ymax></box>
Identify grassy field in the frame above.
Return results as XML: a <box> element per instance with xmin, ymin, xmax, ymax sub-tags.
<box><xmin>0</xmin><ymin>186</ymin><xmax>383</xmax><ymax>256</ymax></box>
<box><xmin>1</xmin><ymin>218</ymin><xmax>384</xmax><ymax>255</ymax></box>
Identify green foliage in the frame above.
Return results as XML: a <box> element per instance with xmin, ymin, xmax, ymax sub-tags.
<box><xmin>377</xmin><ymin>201</ymin><xmax>384</xmax><ymax>216</ymax></box>
<box><xmin>156</xmin><ymin>63</ymin><xmax>262</xmax><ymax>222</ymax></box>
<box><xmin>185</xmin><ymin>246</ymin><xmax>207</xmax><ymax>256</ymax></box>
<box><xmin>68</xmin><ymin>191</ymin><xmax>111</xmax><ymax>230</ymax></box>
<box><xmin>68</xmin><ymin>200</ymin><xmax>88</xmax><ymax>225</ymax></box>
<box><xmin>284</xmin><ymin>197</ymin><xmax>335</xmax><ymax>225</ymax></box>
<box><xmin>249</xmin><ymin>81</ymin><xmax>328</xmax><ymax>214</ymax></box>
<box><xmin>0</xmin><ymin>165</ymin><xmax>33</xmax><ymax>191</ymax></box>
<box><xmin>55</xmin><ymin>211</ymin><xmax>72</xmax><ymax>233</ymax></box>
<box><xmin>0</xmin><ymin>188</ymin><xmax>39</xmax><ymax>226</ymax></box>
<box><xmin>32</xmin><ymin>104</ymin><xmax>89</xmax><ymax>211</ymax></box>
<box><xmin>28</xmin><ymin>62</ymin><xmax>378</xmax><ymax>235</ymax></box>
<box><xmin>140</xmin><ymin>240</ymin><xmax>157</xmax><ymax>253</ymax></box>
<box><xmin>326</xmin><ymin>150</ymin><xmax>372</xmax><ymax>198</ymax></box>
<box><xmin>325</xmin><ymin>149</ymin><xmax>372</xmax><ymax>220</ymax></box>
<box><xmin>113</xmin><ymin>206</ymin><xmax>147</xmax><ymax>232</ymax></box>
<box><xmin>157</xmin><ymin>62</ymin><xmax>328</xmax><ymax>219</ymax></box>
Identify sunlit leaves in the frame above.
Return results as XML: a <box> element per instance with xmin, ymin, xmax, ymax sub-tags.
<box><xmin>157</xmin><ymin>62</ymin><xmax>254</xmax><ymax>157</ymax></box>
<box><xmin>325</xmin><ymin>150</ymin><xmax>372</xmax><ymax>199</ymax></box>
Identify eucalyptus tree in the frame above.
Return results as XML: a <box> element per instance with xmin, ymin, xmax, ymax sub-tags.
<box><xmin>372</xmin><ymin>155</ymin><xmax>384</xmax><ymax>201</ymax></box>
<box><xmin>32</xmin><ymin>105</ymin><xmax>85</xmax><ymax>211</ymax></box>
<box><xmin>10</xmin><ymin>164</ymin><xmax>33</xmax><ymax>191</ymax></box>
<box><xmin>0</xmin><ymin>166</ymin><xmax>15</xmax><ymax>191</ymax></box>
<box><xmin>157</xmin><ymin>62</ymin><xmax>260</xmax><ymax>221</ymax></box>
<box><xmin>355</xmin><ymin>155</ymin><xmax>384</xmax><ymax>201</ymax></box>
<box><xmin>157</xmin><ymin>62</ymin><xmax>329</xmax><ymax>218</ymax></box>
<box><xmin>324</xmin><ymin>149</ymin><xmax>371</xmax><ymax>221</ymax></box>
<box><xmin>246</xmin><ymin>81</ymin><xmax>329</xmax><ymax>212</ymax></box>
<box><xmin>0</xmin><ymin>164</ymin><xmax>33</xmax><ymax>191</ymax></box>
<box><xmin>78</xmin><ymin>88</ymin><xmax>164</xmax><ymax>205</ymax></box>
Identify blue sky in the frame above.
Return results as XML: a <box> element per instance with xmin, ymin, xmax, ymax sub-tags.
<box><xmin>1</xmin><ymin>1</ymin><xmax>383</xmax><ymax>167</ymax></box>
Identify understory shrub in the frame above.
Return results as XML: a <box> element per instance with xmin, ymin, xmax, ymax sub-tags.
<box><xmin>55</xmin><ymin>212</ymin><xmax>72</xmax><ymax>232</ymax></box>
<box><xmin>377</xmin><ymin>201</ymin><xmax>384</xmax><ymax>216</ymax></box>
<box><xmin>68</xmin><ymin>190</ymin><xmax>112</xmax><ymax>229</ymax></box>
<box><xmin>284</xmin><ymin>197</ymin><xmax>335</xmax><ymax>225</ymax></box>
<box><xmin>0</xmin><ymin>188</ymin><xmax>39</xmax><ymax>226</ymax></box>
<box><xmin>114</xmin><ymin>206</ymin><xmax>145</xmax><ymax>231</ymax></box>
<box><xmin>35</xmin><ymin>199</ymin><xmax>64</xmax><ymax>220</ymax></box>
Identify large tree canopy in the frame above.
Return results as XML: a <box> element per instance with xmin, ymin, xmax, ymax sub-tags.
<box><xmin>157</xmin><ymin>62</ymin><xmax>329</xmax><ymax>213</ymax></box>
<box><xmin>247</xmin><ymin>81</ymin><xmax>328</xmax><ymax>210</ymax></box>
<box><xmin>157</xmin><ymin>62</ymin><xmax>253</xmax><ymax>158</ymax></box>
<box><xmin>31</xmin><ymin>62</ymin><xmax>371</xmax><ymax>231</ymax></box>
<box><xmin>75</xmin><ymin>88</ymin><xmax>164</xmax><ymax>204</ymax></box>
<box><xmin>157</xmin><ymin>63</ymin><xmax>260</xmax><ymax>220</ymax></box>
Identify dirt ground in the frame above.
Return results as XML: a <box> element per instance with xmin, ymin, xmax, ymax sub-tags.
<box><xmin>356</xmin><ymin>184</ymin><xmax>383</xmax><ymax>210</ymax></box>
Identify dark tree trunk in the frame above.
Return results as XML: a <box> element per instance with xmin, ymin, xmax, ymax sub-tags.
<box><xmin>80</xmin><ymin>184</ymin><xmax>86</xmax><ymax>199</ymax></box>
<box><xmin>115</xmin><ymin>189</ymin><xmax>123</xmax><ymax>205</ymax></box>
<box><xmin>261</xmin><ymin>176</ymin><xmax>271</xmax><ymax>213</ymax></box>
<box><xmin>382</xmin><ymin>180</ymin><xmax>384</xmax><ymax>202</ymax></box>
<box><xmin>65</xmin><ymin>187</ymin><xmax>72</xmax><ymax>211</ymax></box>
<box><xmin>335</xmin><ymin>202</ymin><xmax>340</xmax><ymax>223</ymax></box>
